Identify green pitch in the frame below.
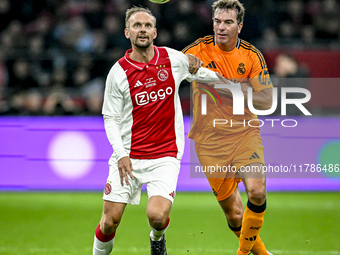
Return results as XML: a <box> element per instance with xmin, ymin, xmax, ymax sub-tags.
<box><xmin>0</xmin><ymin>192</ymin><xmax>339</xmax><ymax>255</ymax></box>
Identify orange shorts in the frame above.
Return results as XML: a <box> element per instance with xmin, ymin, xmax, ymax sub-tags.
<box><xmin>195</xmin><ymin>128</ymin><xmax>265</xmax><ymax>201</ymax></box>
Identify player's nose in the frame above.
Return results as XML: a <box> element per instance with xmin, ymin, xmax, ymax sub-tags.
<box><xmin>218</xmin><ymin>23</ymin><xmax>227</xmax><ymax>31</ymax></box>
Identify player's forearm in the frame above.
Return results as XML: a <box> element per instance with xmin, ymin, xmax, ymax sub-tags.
<box><xmin>243</xmin><ymin>88</ymin><xmax>273</xmax><ymax>110</ymax></box>
<box><xmin>214</xmin><ymin>86</ymin><xmax>273</xmax><ymax>110</ymax></box>
<box><xmin>103</xmin><ymin>115</ymin><xmax>129</xmax><ymax>161</ymax></box>
<box><xmin>214</xmin><ymin>88</ymin><xmax>234</xmax><ymax>98</ymax></box>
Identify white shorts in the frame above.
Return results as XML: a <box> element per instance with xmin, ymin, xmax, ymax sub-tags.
<box><xmin>103</xmin><ymin>156</ymin><xmax>180</xmax><ymax>205</ymax></box>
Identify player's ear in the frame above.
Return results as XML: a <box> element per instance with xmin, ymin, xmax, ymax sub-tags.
<box><xmin>124</xmin><ymin>28</ymin><xmax>130</xmax><ymax>39</ymax></box>
<box><xmin>238</xmin><ymin>22</ymin><xmax>243</xmax><ymax>34</ymax></box>
<box><xmin>153</xmin><ymin>28</ymin><xmax>157</xmax><ymax>40</ymax></box>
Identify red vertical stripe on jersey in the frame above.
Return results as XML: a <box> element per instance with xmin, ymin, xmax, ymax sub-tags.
<box><xmin>118</xmin><ymin>47</ymin><xmax>178</xmax><ymax>159</ymax></box>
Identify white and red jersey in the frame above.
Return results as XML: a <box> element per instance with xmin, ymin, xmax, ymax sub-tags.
<box><xmin>102</xmin><ymin>46</ymin><xmax>218</xmax><ymax>161</ymax></box>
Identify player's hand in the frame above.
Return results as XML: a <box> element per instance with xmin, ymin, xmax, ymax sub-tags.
<box><xmin>215</xmin><ymin>72</ymin><xmax>237</xmax><ymax>85</ymax></box>
<box><xmin>186</xmin><ymin>54</ymin><xmax>203</xmax><ymax>74</ymax></box>
<box><xmin>214</xmin><ymin>72</ymin><xmax>242</xmax><ymax>87</ymax></box>
<box><xmin>204</xmin><ymin>72</ymin><xmax>242</xmax><ymax>98</ymax></box>
<box><xmin>215</xmin><ymin>72</ymin><xmax>225</xmax><ymax>80</ymax></box>
<box><xmin>118</xmin><ymin>156</ymin><xmax>134</xmax><ymax>186</ymax></box>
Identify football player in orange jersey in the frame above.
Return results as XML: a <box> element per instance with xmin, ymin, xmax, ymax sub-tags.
<box><xmin>182</xmin><ymin>1</ymin><xmax>273</xmax><ymax>254</ymax></box>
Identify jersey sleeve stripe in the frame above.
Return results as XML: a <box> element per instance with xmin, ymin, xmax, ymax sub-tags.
<box><xmin>182</xmin><ymin>39</ymin><xmax>201</xmax><ymax>53</ymax></box>
<box><xmin>182</xmin><ymin>36</ymin><xmax>214</xmax><ymax>53</ymax></box>
<box><xmin>240</xmin><ymin>40</ymin><xmax>267</xmax><ymax>69</ymax></box>
<box><xmin>239</xmin><ymin>41</ymin><xmax>267</xmax><ymax>69</ymax></box>
<box><xmin>256</xmin><ymin>50</ymin><xmax>267</xmax><ymax>69</ymax></box>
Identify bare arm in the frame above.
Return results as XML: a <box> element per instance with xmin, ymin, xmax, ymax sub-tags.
<box><xmin>213</xmin><ymin>73</ymin><xmax>273</xmax><ymax>110</ymax></box>
<box><xmin>242</xmin><ymin>86</ymin><xmax>273</xmax><ymax>110</ymax></box>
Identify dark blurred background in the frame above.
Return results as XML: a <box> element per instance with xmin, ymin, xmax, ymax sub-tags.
<box><xmin>0</xmin><ymin>0</ymin><xmax>339</xmax><ymax>116</ymax></box>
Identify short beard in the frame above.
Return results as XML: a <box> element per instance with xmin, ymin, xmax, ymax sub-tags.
<box><xmin>132</xmin><ymin>40</ymin><xmax>152</xmax><ymax>49</ymax></box>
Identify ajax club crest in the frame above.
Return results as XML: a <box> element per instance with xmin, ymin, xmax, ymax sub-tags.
<box><xmin>157</xmin><ymin>69</ymin><xmax>169</xmax><ymax>81</ymax></box>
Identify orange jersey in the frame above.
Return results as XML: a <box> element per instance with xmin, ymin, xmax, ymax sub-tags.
<box><xmin>182</xmin><ymin>36</ymin><xmax>273</xmax><ymax>143</ymax></box>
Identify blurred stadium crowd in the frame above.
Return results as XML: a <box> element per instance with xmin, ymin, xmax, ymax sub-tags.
<box><xmin>0</xmin><ymin>0</ymin><xmax>339</xmax><ymax>116</ymax></box>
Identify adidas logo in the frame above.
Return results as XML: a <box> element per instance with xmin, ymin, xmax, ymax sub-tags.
<box><xmin>249</xmin><ymin>226</ymin><xmax>261</xmax><ymax>230</ymax></box>
<box><xmin>249</xmin><ymin>152</ymin><xmax>260</xmax><ymax>160</ymax></box>
<box><xmin>134</xmin><ymin>80</ymin><xmax>143</xmax><ymax>88</ymax></box>
<box><xmin>212</xmin><ymin>188</ymin><xmax>218</xmax><ymax>197</ymax></box>
<box><xmin>245</xmin><ymin>235</ymin><xmax>257</xmax><ymax>241</ymax></box>
<box><xmin>206</xmin><ymin>61</ymin><xmax>217</xmax><ymax>69</ymax></box>
<box><xmin>169</xmin><ymin>191</ymin><xmax>175</xmax><ymax>199</ymax></box>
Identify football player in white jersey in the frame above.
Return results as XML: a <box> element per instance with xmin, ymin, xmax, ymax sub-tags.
<box><xmin>92</xmin><ymin>6</ymin><xmax>221</xmax><ymax>255</ymax></box>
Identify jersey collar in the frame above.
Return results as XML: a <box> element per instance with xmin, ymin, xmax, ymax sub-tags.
<box><xmin>213</xmin><ymin>37</ymin><xmax>241</xmax><ymax>53</ymax></box>
<box><xmin>124</xmin><ymin>46</ymin><xmax>160</xmax><ymax>70</ymax></box>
